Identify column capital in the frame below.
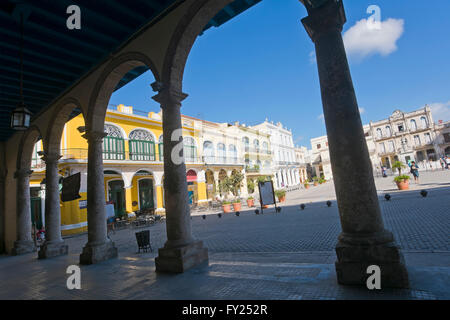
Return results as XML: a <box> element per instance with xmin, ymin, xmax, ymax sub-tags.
<box><xmin>301</xmin><ymin>0</ymin><xmax>346</xmax><ymax>43</ymax></box>
<box><xmin>14</xmin><ymin>168</ymin><xmax>33</xmax><ymax>179</ymax></box>
<box><xmin>82</xmin><ymin>131</ymin><xmax>108</xmax><ymax>143</ymax></box>
<box><xmin>152</xmin><ymin>86</ymin><xmax>188</xmax><ymax>107</ymax></box>
<box><xmin>41</xmin><ymin>153</ymin><xmax>62</xmax><ymax>164</ymax></box>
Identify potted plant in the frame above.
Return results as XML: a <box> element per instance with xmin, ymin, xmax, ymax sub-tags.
<box><xmin>247</xmin><ymin>196</ymin><xmax>255</xmax><ymax>207</ymax></box>
<box><xmin>247</xmin><ymin>179</ymin><xmax>255</xmax><ymax>194</ymax></box>
<box><xmin>304</xmin><ymin>181</ymin><xmax>310</xmax><ymax>189</ymax></box>
<box><xmin>392</xmin><ymin>161</ymin><xmax>410</xmax><ymax>190</ymax></box>
<box><xmin>394</xmin><ymin>175</ymin><xmax>410</xmax><ymax>190</ymax></box>
<box><xmin>313</xmin><ymin>177</ymin><xmax>319</xmax><ymax>186</ymax></box>
<box><xmin>275</xmin><ymin>189</ymin><xmax>286</xmax><ymax>202</ymax></box>
<box><xmin>222</xmin><ymin>201</ymin><xmax>232</xmax><ymax>213</ymax></box>
<box><xmin>232</xmin><ymin>198</ymin><xmax>241</xmax><ymax>211</ymax></box>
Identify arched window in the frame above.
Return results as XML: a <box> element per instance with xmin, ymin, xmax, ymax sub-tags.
<box><xmin>253</xmin><ymin>139</ymin><xmax>260</xmax><ymax>152</ymax></box>
<box><xmin>183</xmin><ymin>137</ymin><xmax>197</xmax><ymax>162</ymax></box>
<box><xmin>203</xmin><ymin>141</ymin><xmax>215</xmax><ymax>163</ymax></box>
<box><xmin>414</xmin><ymin>135</ymin><xmax>421</xmax><ymax>146</ymax></box>
<box><xmin>376</xmin><ymin>128</ymin><xmax>382</xmax><ymax>139</ymax></box>
<box><xmin>103</xmin><ymin>124</ymin><xmax>125</xmax><ymax>160</ymax></box>
<box><xmin>217</xmin><ymin>143</ymin><xmax>226</xmax><ymax>163</ymax></box>
<box><xmin>262</xmin><ymin>141</ymin><xmax>268</xmax><ymax>154</ymax></box>
<box><xmin>424</xmin><ymin>133</ymin><xmax>432</xmax><ymax>144</ymax></box>
<box><xmin>129</xmin><ymin>129</ymin><xmax>155</xmax><ymax>161</ymax></box>
<box><xmin>242</xmin><ymin>136</ymin><xmax>249</xmax><ymax>152</ymax></box>
<box><xmin>410</xmin><ymin>119</ymin><xmax>417</xmax><ymax>131</ymax></box>
<box><xmin>158</xmin><ymin>135</ymin><xmax>164</xmax><ymax>161</ymax></box>
<box><xmin>229</xmin><ymin>144</ymin><xmax>237</xmax><ymax>164</ymax></box>
<box><xmin>420</xmin><ymin>116</ymin><xmax>428</xmax><ymax>128</ymax></box>
<box><xmin>385</xmin><ymin>126</ymin><xmax>392</xmax><ymax>137</ymax></box>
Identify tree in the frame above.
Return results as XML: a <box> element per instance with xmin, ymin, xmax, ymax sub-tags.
<box><xmin>229</xmin><ymin>171</ymin><xmax>244</xmax><ymax>196</ymax></box>
<box><xmin>392</xmin><ymin>161</ymin><xmax>407</xmax><ymax>176</ymax></box>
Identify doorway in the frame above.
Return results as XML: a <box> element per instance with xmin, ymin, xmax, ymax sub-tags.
<box><xmin>138</xmin><ymin>178</ymin><xmax>154</xmax><ymax>210</ymax></box>
<box><xmin>108</xmin><ymin>180</ymin><xmax>125</xmax><ymax>217</ymax></box>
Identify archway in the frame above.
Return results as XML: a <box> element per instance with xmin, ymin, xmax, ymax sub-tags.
<box><xmin>205</xmin><ymin>169</ymin><xmax>215</xmax><ymax>200</ymax></box>
<box><xmin>104</xmin><ymin>170</ymin><xmax>126</xmax><ymax>217</ymax></box>
<box><xmin>132</xmin><ymin>170</ymin><xmax>155</xmax><ymax>214</ymax></box>
<box><xmin>186</xmin><ymin>169</ymin><xmax>198</xmax><ymax>204</ymax></box>
<box><xmin>79</xmin><ymin>52</ymin><xmax>160</xmax><ymax>265</ymax></box>
<box><xmin>13</xmin><ymin>125</ymin><xmax>43</xmax><ymax>255</ymax></box>
<box><xmin>152</xmin><ymin>0</ymin><xmax>408</xmax><ymax>286</ymax></box>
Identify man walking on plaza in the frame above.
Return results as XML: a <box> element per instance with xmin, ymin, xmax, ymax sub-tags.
<box><xmin>410</xmin><ymin>161</ymin><xmax>420</xmax><ymax>184</ymax></box>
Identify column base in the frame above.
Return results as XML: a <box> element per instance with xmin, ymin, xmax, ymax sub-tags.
<box><xmin>38</xmin><ymin>241</ymin><xmax>68</xmax><ymax>259</ymax></box>
<box><xmin>335</xmin><ymin>240</ymin><xmax>409</xmax><ymax>288</ymax></box>
<box><xmin>79</xmin><ymin>240</ymin><xmax>118</xmax><ymax>265</ymax></box>
<box><xmin>11</xmin><ymin>240</ymin><xmax>36</xmax><ymax>256</ymax></box>
<box><xmin>155</xmin><ymin>240</ymin><xmax>208</xmax><ymax>273</ymax></box>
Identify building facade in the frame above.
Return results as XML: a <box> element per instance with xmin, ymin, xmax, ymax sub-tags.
<box><xmin>309</xmin><ymin>106</ymin><xmax>447</xmax><ymax>179</ymax></box>
<box><xmin>251</xmin><ymin>120</ymin><xmax>301</xmax><ymax>189</ymax></box>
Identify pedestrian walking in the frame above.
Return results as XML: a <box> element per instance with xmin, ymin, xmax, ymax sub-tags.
<box><xmin>440</xmin><ymin>157</ymin><xmax>446</xmax><ymax>170</ymax></box>
<box><xmin>410</xmin><ymin>161</ymin><xmax>420</xmax><ymax>184</ymax></box>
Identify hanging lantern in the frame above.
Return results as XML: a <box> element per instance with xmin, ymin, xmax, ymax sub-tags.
<box><xmin>11</xmin><ymin>12</ymin><xmax>32</xmax><ymax>130</ymax></box>
<box><xmin>11</xmin><ymin>103</ymin><xmax>32</xmax><ymax>130</ymax></box>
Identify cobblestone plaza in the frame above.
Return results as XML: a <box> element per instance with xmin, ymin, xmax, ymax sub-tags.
<box><xmin>1</xmin><ymin>171</ymin><xmax>448</xmax><ymax>300</ymax></box>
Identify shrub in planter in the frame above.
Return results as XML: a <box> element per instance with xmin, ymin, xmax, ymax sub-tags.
<box><xmin>275</xmin><ymin>189</ymin><xmax>286</xmax><ymax>202</ymax></box>
<box><xmin>232</xmin><ymin>199</ymin><xmax>241</xmax><ymax>211</ymax></box>
<box><xmin>392</xmin><ymin>161</ymin><xmax>410</xmax><ymax>190</ymax></box>
<box><xmin>304</xmin><ymin>182</ymin><xmax>310</xmax><ymax>189</ymax></box>
<box><xmin>247</xmin><ymin>196</ymin><xmax>255</xmax><ymax>207</ymax></box>
<box><xmin>394</xmin><ymin>175</ymin><xmax>410</xmax><ymax>190</ymax></box>
<box><xmin>222</xmin><ymin>201</ymin><xmax>232</xmax><ymax>213</ymax></box>
<box><xmin>313</xmin><ymin>178</ymin><xmax>319</xmax><ymax>186</ymax></box>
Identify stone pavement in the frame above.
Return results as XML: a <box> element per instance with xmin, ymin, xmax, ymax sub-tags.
<box><xmin>0</xmin><ymin>171</ymin><xmax>448</xmax><ymax>299</ymax></box>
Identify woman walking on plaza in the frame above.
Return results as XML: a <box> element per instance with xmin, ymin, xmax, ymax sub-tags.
<box><xmin>410</xmin><ymin>161</ymin><xmax>420</xmax><ymax>184</ymax></box>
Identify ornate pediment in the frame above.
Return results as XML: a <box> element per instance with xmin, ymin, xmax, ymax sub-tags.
<box><xmin>390</xmin><ymin>110</ymin><xmax>404</xmax><ymax>120</ymax></box>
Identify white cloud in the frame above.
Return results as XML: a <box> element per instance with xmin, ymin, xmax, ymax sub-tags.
<box><xmin>429</xmin><ymin>101</ymin><xmax>450</xmax><ymax>122</ymax></box>
<box><xmin>309</xmin><ymin>51</ymin><xmax>316</xmax><ymax>64</ymax></box>
<box><xmin>359</xmin><ymin>107</ymin><xmax>365</xmax><ymax>114</ymax></box>
<box><xmin>318</xmin><ymin>114</ymin><xmax>325</xmax><ymax>124</ymax></box>
<box><xmin>343</xmin><ymin>18</ymin><xmax>404</xmax><ymax>60</ymax></box>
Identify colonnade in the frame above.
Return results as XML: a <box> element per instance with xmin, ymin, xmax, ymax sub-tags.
<box><xmin>7</xmin><ymin>0</ymin><xmax>408</xmax><ymax>287</ymax></box>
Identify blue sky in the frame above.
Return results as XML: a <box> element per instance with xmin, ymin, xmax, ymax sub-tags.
<box><xmin>111</xmin><ymin>0</ymin><xmax>450</xmax><ymax>148</ymax></box>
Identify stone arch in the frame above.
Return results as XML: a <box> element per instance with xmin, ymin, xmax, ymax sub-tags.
<box><xmin>87</xmin><ymin>52</ymin><xmax>161</xmax><ymax>133</ymax></box>
<box><xmin>16</xmin><ymin>125</ymin><xmax>43</xmax><ymax>170</ymax></box>
<box><xmin>44</xmin><ymin>97</ymin><xmax>86</xmax><ymax>156</ymax></box>
<box><xmin>129</xmin><ymin>128</ymin><xmax>156</xmax><ymax>142</ymax></box>
<box><xmin>103</xmin><ymin>168</ymin><xmax>130</xmax><ymax>187</ymax></box>
<box><xmin>104</xmin><ymin>122</ymin><xmax>126</xmax><ymax>138</ymax></box>
<box><xmin>161</xmin><ymin>0</ymin><xmax>233</xmax><ymax>92</ymax></box>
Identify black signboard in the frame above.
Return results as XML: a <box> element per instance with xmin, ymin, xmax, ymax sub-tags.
<box><xmin>61</xmin><ymin>172</ymin><xmax>81</xmax><ymax>202</ymax></box>
<box><xmin>257</xmin><ymin>180</ymin><xmax>278</xmax><ymax>213</ymax></box>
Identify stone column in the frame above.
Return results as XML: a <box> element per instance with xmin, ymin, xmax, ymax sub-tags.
<box><xmin>301</xmin><ymin>0</ymin><xmax>408</xmax><ymax>288</ymax></box>
<box><xmin>11</xmin><ymin>168</ymin><xmax>36</xmax><ymax>255</ymax></box>
<box><xmin>38</xmin><ymin>153</ymin><xmax>68</xmax><ymax>259</ymax></box>
<box><xmin>80</xmin><ymin>131</ymin><xmax>117</xmax><ymax>264</ymax></box>
<box><xmin>152</xmin><ymin>86</ymin><xmax>208</xmax><ymax>273</ymax></box>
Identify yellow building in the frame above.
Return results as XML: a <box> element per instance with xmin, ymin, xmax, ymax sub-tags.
<box><xmin>30</xmin><ymin>104</ymin><xmax>210</xmax><ymax>235</ymax></box>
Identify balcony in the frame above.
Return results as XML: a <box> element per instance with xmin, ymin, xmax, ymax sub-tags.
<box><xmin>203</xmin><ymin>156</ymin><xmax>242</xmax><ymax>165</ymax></box>
<box><xmin>414</xmin><ymin>141</ymin><xmax>433</xmax><ymax>150</ymax></box>
<box><xmin>59</xmin><ymin>148</ymin><xmax>201</xmax><ymax>164</ymax></box>
<box><xmin>244</xmin><ymin>147</ymin><xmax>271</xmax><ymax>155</ymax></box>
<box><xmin>379</xmin><ymin>150</ymin><xmax>396</xmax><ymax>156</ymax></box>
<box><xmin>409</xmin><ymin>124</ymin><xmax>430</xmax><ymax>133</ymax></box>
<box><xmin>374</xmin><ymin>133</ymin><xmax>393</xmax><ymax>141</ymax></box>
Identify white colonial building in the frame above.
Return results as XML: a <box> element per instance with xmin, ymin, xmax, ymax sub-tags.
<box><xmin>309</xmin><ymin>106</ymin><xmax>448</xmax><ymax>178</ymax></box>
<box><xmin>251</xmin><ymin>120</ymin><xmax>301</xmax><ymax>189</ymax></box>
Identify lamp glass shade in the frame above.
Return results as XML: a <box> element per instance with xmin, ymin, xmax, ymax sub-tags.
<box><xmin>11</xmin><ymin>105</ymin><xmax>32</xmax><ymax>130</ymax></box>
